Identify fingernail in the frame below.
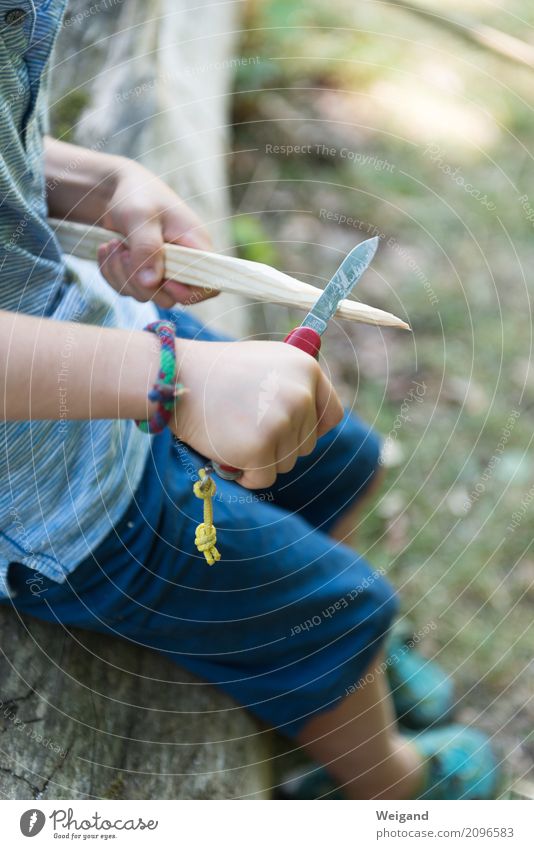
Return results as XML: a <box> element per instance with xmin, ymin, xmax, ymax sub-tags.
<box><xmin>138</xmin><ymin>268</ymin><xmax>158</xmax><ymax>286</ymax></box>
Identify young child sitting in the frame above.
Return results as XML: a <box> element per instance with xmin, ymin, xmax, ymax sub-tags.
<box><xmin>0</xmin><ymin>0</ymin><xmax>498</xmax><ymax>800</ymax></box>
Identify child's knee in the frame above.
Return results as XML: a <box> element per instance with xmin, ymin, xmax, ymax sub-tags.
<box><xmin>337</xmin><ymin>413</ymin><xmax>382</xmax><ymax>494</ymax></box>
<box><xmin>364</xmin><ymin>568</ymin><xmax>400</xmax><ymax>640</ymax></box>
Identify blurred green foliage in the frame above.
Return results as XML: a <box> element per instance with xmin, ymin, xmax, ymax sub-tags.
<box><xmin>50</xmin><ymin>89</ymin><xmax>90</xmax><ymax>142</ymax></box>
<box><xmin>233</xmin><ymin>0</ymin><xmax>534</xmax><ymax>785</ymax></box>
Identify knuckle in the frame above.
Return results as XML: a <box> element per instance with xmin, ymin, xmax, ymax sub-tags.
<box><xmin>305</xmin><ymin>357</ymin><xmax>321</xmax><ymax>379</ymax></box>
<box><xmin>124</xmin><ymin>200</ymin><xmax>159</xmax><ymax>222</ymax></box>
<box><xmin>242</xmin><ymin>438</ymin><xmax>270</xmax><ymax>466</ymax></box>
<box><xmin>293</xmin><ymin>386</ymin><xmax>314</xmax><ymax>408</ymax></box>
<box><xmin>242</xmin><ymin>466</ymin><xmax>276</xmax><ymax>489</ymax></box>
<box><xmin>278</xmin><ymin>454</ymin><xmax>297</xmax><ymax>474</ymax></box>
<box><xmin>300</xmin><ymin>436</ymin><xmax>317</xmax><ymax>456</ymax></box>
<box><xmin>128</xmin><ymin>286</ymin><xmax>151</xmax><ymax>302</ymax></box>
<box><xmin>333</xmin><ymin>397</ymin><xmax>344</xmax><ymax>424</ymax></box>
<box><xmin>261</xmin><ymin>412</ymin><xmax>290</xmax><ymax>442</ymax></box>
<box><xmin>261</xmin><ymin>470</ymin><xmax>277</xmax><ymax>488</ymax></box>
<box><xmin>132</xmin><ymin>238</ymin><xmax>162</xmax><ymax>258</ymax></box>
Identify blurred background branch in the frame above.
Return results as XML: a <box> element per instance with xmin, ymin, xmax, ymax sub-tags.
<box><xmin>382</xmin><ymin>0</ymin><xmax>534</xmax><ymax>70</ymax></box>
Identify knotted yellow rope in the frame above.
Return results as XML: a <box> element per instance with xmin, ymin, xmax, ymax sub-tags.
<box><xmin>193</xmin><ymin>467</ymin><xmax>221</xmax><ymax>565</ymax></box>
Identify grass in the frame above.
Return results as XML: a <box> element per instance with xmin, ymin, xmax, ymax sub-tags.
<box><xmin>231</xmin><ymin>0</ymin><xmax>534</xmax><ymax>792</ymax></box>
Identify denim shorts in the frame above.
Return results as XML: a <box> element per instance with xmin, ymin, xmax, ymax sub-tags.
<box><xmin>4</xmin><ymin>309</ymin><xmax>398</xmax><ymax>738</ymax></box>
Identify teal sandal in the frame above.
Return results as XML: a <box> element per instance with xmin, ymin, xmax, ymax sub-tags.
<box><xmin>385</xmin><ymin>622</ymin><xmax>455</xmax><ymax>729</ymax></box>
<box><xmin>278</xmin><ymin>725</ymin><xmax>499</xmax><ymax>800</ymax></box>
<box><xmin>409</xmin><ymin>724</ymin><xmax>499</xmax><ymax>799</ymax></box>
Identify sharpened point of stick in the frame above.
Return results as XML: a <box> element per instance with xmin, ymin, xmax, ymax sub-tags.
<box><xmin>368</xmin><ymin>235</ymin><xmax>380</xmax><ymax>251</ymax></box>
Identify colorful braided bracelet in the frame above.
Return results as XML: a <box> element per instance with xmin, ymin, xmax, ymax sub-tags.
<box><xmin>135</xmin><ymin>320</ymin><xmax>185</xmax><ymax>435</ymax></box>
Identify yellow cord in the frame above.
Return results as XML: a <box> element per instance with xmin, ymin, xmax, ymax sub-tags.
<box><xmin>193</xmin><ymin>467</ymin><xmax>221</xmax><ymax>565</ymax></box>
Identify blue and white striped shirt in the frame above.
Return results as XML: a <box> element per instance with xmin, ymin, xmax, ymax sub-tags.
<box><xmin>0</xmin><ymin>0</ymin><xmax>156</xmax><ymax>597</ymax></box>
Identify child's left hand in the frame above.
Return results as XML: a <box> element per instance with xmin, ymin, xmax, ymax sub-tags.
<box><xmin>97</xmin><ymin>160</ymin><xmax>218</xmax><ymax>308</ymax></box>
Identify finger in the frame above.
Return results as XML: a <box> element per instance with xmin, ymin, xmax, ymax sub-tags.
<box><xmin>117</xmin><ymin>245</ymin><xmax>174</xmax><ymax>305</ymax></box>
<box><xmin>297</xmin><ymin>406</ymin><xmax>318</xmax><ymax>458</ymax></box>
<box><xmin>162</xmin><ymin>200</ymin><xmax>213</xmax><ymax>251</ymax></box>
<box><xmin>97</xmin><ymin>241</ymin><xmax>111</xmax><ymax>278</ymax></box>
<box><xmin>121</xmin><ymin>211</ymin><xmax>165</xmax><ymax>290</ymax></box>
<box><xmin>151</xmin><ymin>288</ymin><xmax>177</xmax><ymax>309</ymax></box>
<box><xmin>315</xmin><ymin>369</ymin><xmax>344</xmax><ymax>439</ymax></box>
<box><xmin>239</xmin><ymin>467</ymin><xmax>277</xmax><ymax>490</ymax></box>
<box><xmin>162</xmin><ymin>279</ymin><xmax>219</xmax><ymax>306</ymax></box>
<box><xmin>98</xmin><ymin>238</ymin><xmax>122</xmax><ymax>270</ymax></box>
<box><xmin>237</xmin><ymin>450</ymin><xmax>277</xmax><ymax>490</ymax></box>
<box><xmin>274</xmin><ymin>434</ymin><xmax>301</xmax><ymax>475</ymax></box>
<box><xmin>99</xmin><ymin>238</ymin><xmax>178</xmax><ymax>310</ymax></box>
<box><xmin>175</xmin><ymin>226</ymin><xmax>212</xmax><ymax>251</ymax></box>
<box><xmin>98</xmin><ymin>240</ymin><xmax>129</xmax><ymax>294</ymax></box>
<box><xmin>276</xmin><ymin>400</ymin><xmax>318</xmax><ymax>471</ymax></box>
<box><xmin>125</xmin><ymin>277</ymin><xmax>176</xmax><ymax>306</ymax></box>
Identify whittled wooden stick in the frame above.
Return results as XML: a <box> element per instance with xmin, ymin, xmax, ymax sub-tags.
<box><xmin>49</xmin><ymin>218</ymin><xmax>410</xmax><ymax>330</ymax></box>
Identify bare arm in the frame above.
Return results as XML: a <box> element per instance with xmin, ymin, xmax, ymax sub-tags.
<box><xmin>1</xmin><ymin>309</ymin><xmax>160</xmax><ymax>422</ymax></box>
<box><xmin>27</xmin><ymin>141</ymin><xmax>345</xmax><ymax>487</ymax></box>
<box><xmin>44</xmin><ymin>136</ymin><xmax>126</xmax><ymax>227</ymax></box>
<box><xmin>44</xmin><ymin>136</ymin><xmax>214</xmax><ymax>306</ymax></box>
<box><xmin>1</xmin><ymin>309</ymin><xmax>343</xmax><ymax>489</ymax></box>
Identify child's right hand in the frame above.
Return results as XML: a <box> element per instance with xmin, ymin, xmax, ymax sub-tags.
<box><xmin>171</xmin><ymin>339</ymin><xmax>344</xmax><ymax>489</ymax></box>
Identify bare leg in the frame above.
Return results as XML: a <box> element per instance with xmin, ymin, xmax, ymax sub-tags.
<box><xmin>297</xmin><ymin>468</ymin><xmax>424</xmax><ymax>798</ymax></box>
<box><xmin>329</xmin><ymin>466</ymin><xmax>385</xmax><ymax>544</ymax></box>
<box><xmin>296</xmin><ymin>650</ymin><xmax>425</xmax><ymax>799</ymax></box>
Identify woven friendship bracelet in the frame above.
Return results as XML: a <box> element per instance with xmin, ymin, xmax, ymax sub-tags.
<box><xmin>135</xmin><ymin>320</ymin><xmax>185</xmax><ymax>435</ymax></box>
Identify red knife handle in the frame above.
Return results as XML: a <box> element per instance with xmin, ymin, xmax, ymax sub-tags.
<box><xmin>212</xmin><ymin>462</ymin><xmax>243</xmax><ymax>480</ymax></box>
<box><xmin>283</xmin><ymin>325</ymin><xmax>321</xmax><ymax>359</ymax></box>
<box><xmin>212</xmin><ymin>327</ymin><xmax>321</xmax><ymax>480</ymax></box>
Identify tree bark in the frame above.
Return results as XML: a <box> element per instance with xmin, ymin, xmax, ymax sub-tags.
<box><xmin>51</xmin><ymin>0</ymin><xmax>247</xmax><ymax>332</ymax></box>
<box><xmin>0</xmin><ymin>609</ymin><xmax>270</xmax><ymax>799</ymax></box>
<box><xmin>0</xmin><ymin>0</ymin><xmax>270</xmax><ymax>801</ymax></box>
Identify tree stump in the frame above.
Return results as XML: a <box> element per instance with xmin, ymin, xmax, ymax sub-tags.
<box><xmin>0</xmin><ymin>609</ymin><xmax>271</xmax><ymax>799</ymax></box>
<box><xmin>51</xmin><ymin>0</ymin><xmax>247</xmax><ymax>332</ymax></box>
<box><xmin>0</xmin><ymin>0</ymin><xmax>270</xmax><ymax>800</ymax></box>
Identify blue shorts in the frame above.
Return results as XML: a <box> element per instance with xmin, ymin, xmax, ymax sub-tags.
<box><xmin>3</xmin><ymin>310</ymin><xmax>398</xmax><ymax>738</ymax></box>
